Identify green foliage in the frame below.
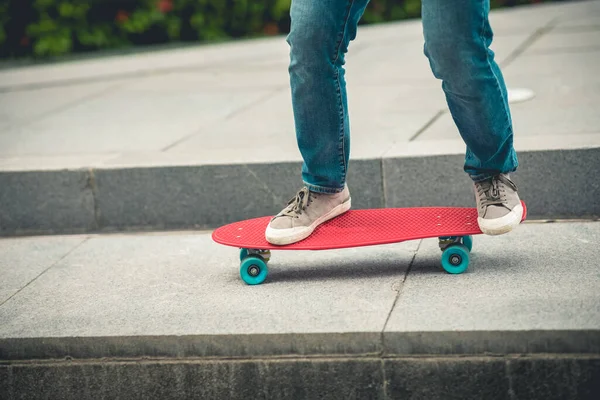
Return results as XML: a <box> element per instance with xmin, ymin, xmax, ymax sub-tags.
<box><xmin>363</xmin><ymin>0</ymin><xmax>422</xmax><ymax>24</ymax></box>
<box><xmin>25</xmin><ymin>0</ymin><xmax>89</xmax><ymax>55</ymax></box>
<box><xmin>0</xmin><ymin>0</ymin><xmax>559</xmax><ymax>60</ymax></box>
<box><xmin>0</xmin><ymin>3</ymin><xmax>9</xmax><ymax>46</ymax></box>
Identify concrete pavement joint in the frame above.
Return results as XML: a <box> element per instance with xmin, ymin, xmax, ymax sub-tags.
<box><xmin>380</xmin><ymin>158</ymin><xmax>387</xmax><ymax>208</ymax></box>
<box><xmin>381</xmin><ymin>239</ymin><xmax>422</xmax><ymax>347</ymax></box>
<box><xmin>13</xmin><ymin>81</ymin><xmax>126</xmax><ymax>129</ymax></box>
<box><xmin>381</xmin><ymin>357</ymin><xmax>389</xmax><ymax>400</ymax></box>
<box><xmin>85</xmin><ymin>169</ymin><xmax>100</xmax><ymax>230</ymax></box>
<box><xmin>160</xmin><ymin>87</ymin><xmax>283</xmax><ymax>152</ymax></box>
<box><xmin>0</xmin><ymin>237</ymin><xmax>89</xmax><ymax>309</ymax></box>
<box><xmin>407</xmin><ymin>110</ymin><xmax>446</xmax><ymax>142</ymax></box>
<box><xmin>500</xmin><ymin>17</ymin><xmax>559</xmax><ymax>68</ymax></box>
<box><xmin>224</xmin><ymin>87</ymin><xmax>284</xmax><ymax>121</ymax></box>
<box><xmin>506</xmin><ymin>356</ymin><xmax>517</xmax><ymax>400</ymax></box>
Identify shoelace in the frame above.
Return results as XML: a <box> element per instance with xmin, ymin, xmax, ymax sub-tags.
<box><xmin>477</xmin><ymin>175</ymin><xmax>517</xmax><ymax>208</ymax></box>
<box><xmin>280</xmin><ymin>187</ymin><xmax>316</xmax><ymax>218</ymax></box>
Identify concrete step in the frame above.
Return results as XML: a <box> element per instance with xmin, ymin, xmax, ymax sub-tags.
<box><xmin>1</xmin><ymin>140</ymin><xmax>599</xmax><ymax>237</ymax></box>
<box><xmin>1</xmin><ymin>221</ymin><xmax>599</xmax><ymax>398</ymax></box>
<box><xmin>2</xmin><ymin>1</ymin><xmax>600</xmax><ymax>236</ymax></box>
<box><xmin>3</xmin><ymin>356</ymin><xmax>599</xmax><ymax>399</ymax></box>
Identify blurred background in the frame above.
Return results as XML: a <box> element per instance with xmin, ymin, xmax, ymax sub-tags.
<box><xmin>0</xmin><ymin>0</ymin><xmax>564</xmax><ymax>61</ymax></box>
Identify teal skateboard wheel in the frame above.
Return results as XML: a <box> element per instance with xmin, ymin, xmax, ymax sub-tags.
<box><xmin>239</xmin><ymin>248</ymin><xmax>249</xmax><ymax>262</ymax></box>
<box><xmin>462</xmin><ymin>235</ymin><xmax>473</xmax><ymax>252</ymax></box>
<box><xmin>240</xmin><ymin>256</ymin><xmax>269</xmax><ymax>285</ymax></box>
<box><xmin>441</xmin><ymin>244</ymin><xmax>470</xmax><ymax>274</ymax></box>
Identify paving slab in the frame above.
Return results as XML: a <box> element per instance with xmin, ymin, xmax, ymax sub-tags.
<box><xmin>0</xmin><ymin>232</ymin><xmax>416</xmax><ymax>359</ymax></box>
<box><xmin>487</xmin><ymin>7</ymin><xmax>555</xmax><ymax>36</ymax></box>
<box><xmin>165</xmin><ymin>86</ymin><xmax>442</xmax><ymax>159</ymax></box>
<box><xmin>506</xmin><ymin>45</ymin><xmax>600</xmax><ymax>78</ymax></box>
<box><xmin>554</xmin><ymin>16</ymin><xmax>600</xmax><ymax>31</ymax></box>
<box><xmin>345</xmin><ymin>33</ymin><xmax>531</xmax><ymax>87</ymax></box>
<box><xmin>164</xmin><ymin>88</ymin><xmax>297</xmax><ymax>154</ymax></box>
<box><xmin>0</xmin><ymin>80</ymin><xmax>124</xmax><ymax>129</ymax></box>
<box><xmin>124</xmin><ymin>67</ymin><xmax>289</xmax><ymax>92</ymax></box>
<box><xmin>0</xmin><ymin>236</ymin><xmax>86</xmax><ymax>304</ymax></box>
<box><xmin>528</xmin><ymin>29</ymin><xmax>600</xmax><ymax>52</ymax></box>
<box><xmin>0</xmin><ymin>87</ymin><xmax>272</xmax><ymax>156</ymax></box>
<box><xmin>418</xmin><ymin>45</ymin><xmax>600</xmax><ymax>139</ymax></box>
<box><xmin>0</xmin><ymin>37</ymin><xmax>289</xmax><ymax>91</ymax></box>
<box><xmin>0</xmin><ymin>221</ymin><xmax>599</xmax><ymax>360</ymax></box>
<box><xmin>503</xmin><ymin>50</ymin><xmax>600</xmax><ymax>136</ymax></box>
<box><xmin>384</xmin><ymin>221</ymin><xmax>600</xmax><ymax>355</ymax></box>
<box><xmin>418</xmin><ymin>104</ymin><xmax>600</xmax><ymax>140</ymax></box>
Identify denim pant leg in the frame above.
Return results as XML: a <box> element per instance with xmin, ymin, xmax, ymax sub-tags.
<box><xmin>287</xmin><ymin>0</ymin><xmax>370</xmax><ymax>194</ymax></box>
<box><xmin>422</xmin><ymin>0</ymin><xmax>518</xmax><ymax>182</ymax></box>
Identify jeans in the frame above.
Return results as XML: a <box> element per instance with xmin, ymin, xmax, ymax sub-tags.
<box><xmin>287</xmin><ymin>0</ymin><xmax>519</xmax><ymax>194</ymax></box>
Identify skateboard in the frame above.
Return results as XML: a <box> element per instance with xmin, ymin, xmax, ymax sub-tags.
<box><xmin>212</xmin><ymin>201</ymin><xmax>527</xmax><ymax>285</ymax></box>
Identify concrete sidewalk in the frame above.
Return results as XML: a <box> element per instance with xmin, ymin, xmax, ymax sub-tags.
<box><xmin>1</xmin><ymin>220</ymin><xmax>599</xmax><ymax>398</ymax></box>
<box><xmin>0</xmin><ymin>1</ymin><xmax>599</xmax><ymax>236</ymax></box>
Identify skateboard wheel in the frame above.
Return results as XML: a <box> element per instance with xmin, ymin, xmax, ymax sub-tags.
<box><xmin>462</xmin><ymin>235</ymin><xmax>473</xmax><ymax>252</ymax></box>
<box><xmin>239</xmin><ymin>248</ymin><xmax>249</xmax><ymax>262</ymax></box>
<box><xmin>240</xmin><ymin>256</ymin><xmax>269</xmax><ymax>285</ymax></box>
<box><xmin>441</xmin><ymin>244</ymin><xmax>470</xmax><ymax>274</ymax></box>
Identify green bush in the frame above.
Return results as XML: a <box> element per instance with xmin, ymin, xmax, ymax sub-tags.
<box><xmin>0</xmin><ymin>0</ymin><xmax>293</xmax><ymax>59</ymax></box>
<box><xmin>0</xmin><ymin>0</ymin><xmax>560</xmax><ymax>60</ymax></box>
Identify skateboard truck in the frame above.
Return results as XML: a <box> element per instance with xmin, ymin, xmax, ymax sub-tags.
<box><xmin>438</xmin><ymin>236</ymin><xmax>473</xmax><ymax>252</ymax></box>
<box><xmin>239</xmin><ymin>248</ymin><xmax>271</xmax><ymax>262</ymax></box>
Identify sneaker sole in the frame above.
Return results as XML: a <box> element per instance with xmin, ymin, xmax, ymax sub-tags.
<box><xmin>265</xmin><ymin>198</ymin><xmax>352</xmax><ymax>245</ymax></box>
<box><xmin>478</xmin><ymin>203</ymin><xmax>524</xmax><ymax>236</ymax></box>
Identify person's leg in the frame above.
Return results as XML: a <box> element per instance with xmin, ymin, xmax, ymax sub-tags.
<box><xmin>422</xmin><ymin>0</ymin><xmax>523</xmax><ymax>235</ymax></box>
<box><xmin>265</xmin><ymin>0</ymin><xmax>370</xmax><ymax>245</ymax></box>
<box><xmin>289</xmin><ymin>0</ymin><xmax>370</xmax><ymax>194</ymax></box>
<box><xmin>422</xmin><ymin>0</ymin><xmax>517</xmax><ymax>179</ymax></box>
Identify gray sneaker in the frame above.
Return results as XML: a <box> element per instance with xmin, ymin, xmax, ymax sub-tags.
<box><xmin>265</xmin><ymin>186</ymin><xmax>351</xmax><ymax>245</ymax></box>
<box><xmin>474</xmin><ymin>174</ymin><xmax>524</xmax><ymax>235</ymax></box>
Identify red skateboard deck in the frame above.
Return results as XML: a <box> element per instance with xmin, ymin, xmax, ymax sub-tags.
<box><xmin>212</xmin><ymin>201</ymin><xmax>527</xmax><ymax>284</ymax></box>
